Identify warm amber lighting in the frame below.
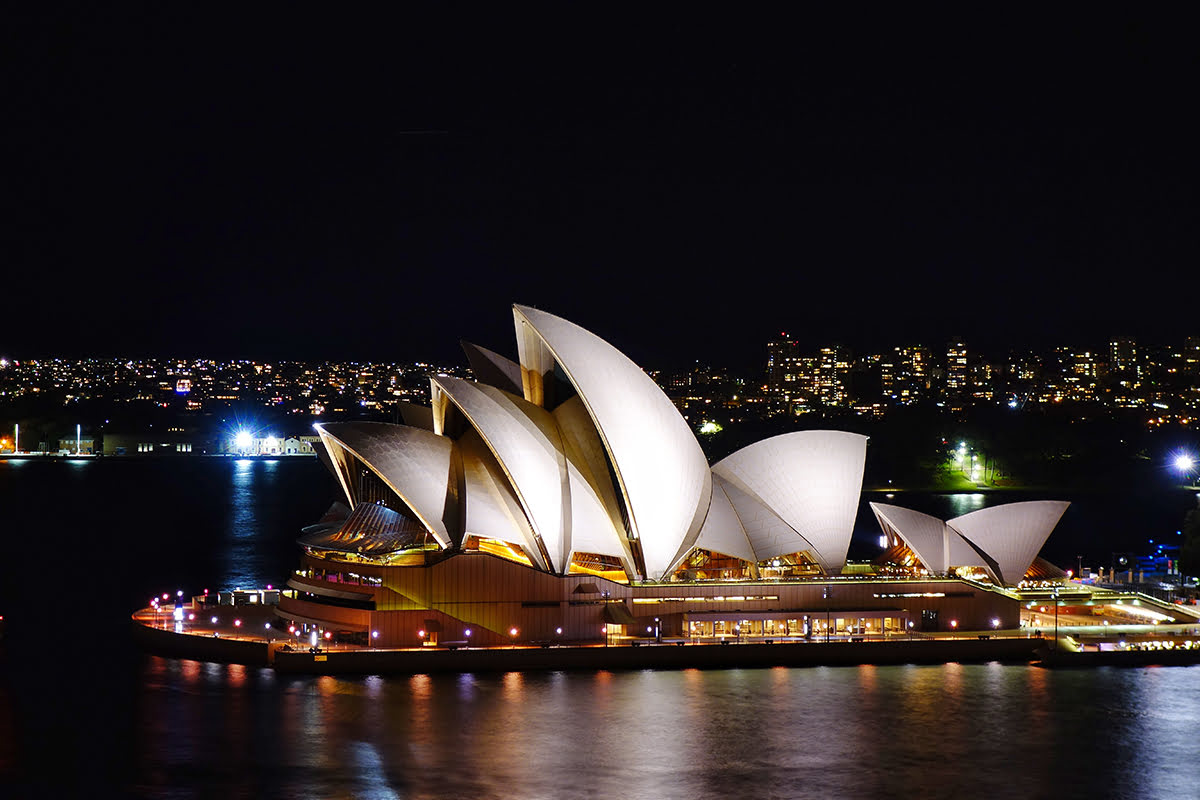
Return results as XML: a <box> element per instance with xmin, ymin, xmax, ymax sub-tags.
<box><xmin>477</xmin><ymin>538</ymin><xmax>534</xmax><ymax>567</ymax></box>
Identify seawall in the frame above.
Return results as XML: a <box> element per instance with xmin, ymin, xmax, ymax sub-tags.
<box><xmin>271</xmin><ymin>637</ymin><xmax>1042</xmax><ymax>675</ymax></box>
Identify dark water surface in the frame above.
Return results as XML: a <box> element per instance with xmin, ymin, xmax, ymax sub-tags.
<box><xmin>1</xmin><ymin>458</ymin><xmax>1199</xmax><ymax>798</ymax></box>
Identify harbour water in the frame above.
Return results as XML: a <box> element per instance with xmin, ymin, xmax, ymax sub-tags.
<box><xmin>1</xmin><ymin>458</ymin><xmax>1198</xmax><ymax>797</ymax></box>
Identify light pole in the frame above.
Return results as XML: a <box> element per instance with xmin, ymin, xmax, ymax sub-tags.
<box><xmin>823</xmin><ymin>586</ymin><xmax>831</xmax><ymax>643</ymax></box>
<box><xmin>1053</xmin><ymin>586</ymin><xmax>1060</xmax><ymax>650</ymax></box>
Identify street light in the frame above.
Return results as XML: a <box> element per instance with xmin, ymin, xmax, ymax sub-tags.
<box><xmin>823</xmin><ymin>586</ymin><xmax>831</xmax><ymax>643</ymax></box>
<box><xmin>1053</xmin><ymin>586</ymin><xmax>1060</xmax><ymax>649</ymax></box>
<box><xmin>1174</xmin><ymin>453</ymin><xmax>1196</xmax><ymax>486</ymax></box>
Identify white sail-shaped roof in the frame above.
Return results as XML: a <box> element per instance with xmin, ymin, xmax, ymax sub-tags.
<box><xmin>513</xmin><ymin>305</ymin><xmax>712</xmax><ymax>580</ymax></box>
<box><xmin>715</xmin><ymin>474</ymin><xmax>816</xmax><ymax>561</ymax></box>
<box><xmin>433</xmin><ymin>376</ymin><xmax>632</xmax><ymax>575</ymax></box>
<box><xmin>692</xmin><ymin>477</ymin><xmax>757</xmax><ymax>563</ymax></box>
<box><xmin>947</xmin><ymin>501</ymin><xmax>1070</xmax><ymax>585</ymax></box>
<box><xmin>869</xmin><ymin>502</ymin><xmax>949</xmax><ymax>574</ymax></box>
<box><xmin>551</xmin><ymin>395</ymin><xmax>638</xmax><ymax>572</ymax></box>
<box><xmin>314</xmin><ymin>422</ymin><xmax>457</xmax><ymax>548</ymax></box>
<box><xmin>712</xmin><ymin>431</ymin><xmax>867</xmax><ymax>573</ymax></box>
<box><xmin>433</xmin><ymin>376</ymin><xmax>567</xmax><ymax>571</ymax></box>
<box><xmin>457</xmin><ymin>430</ymin><xmax>545</xmax><ymax>568</ymax></box>
<box><xmin>947</xmin><ymin>528</ymin><xmax>988</xmax><ymax>571</ymax></box>
<box><xmin>460</xmin><ymin>341</ymin><xmax>524</xmax><ymax>396</ymax></box>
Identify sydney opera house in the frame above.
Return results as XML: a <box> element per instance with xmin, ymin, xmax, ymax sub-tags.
<box><xmin>276</xmin><ymin>305</ymin><xmax>1070</xmax><ymax>648</ymax></box>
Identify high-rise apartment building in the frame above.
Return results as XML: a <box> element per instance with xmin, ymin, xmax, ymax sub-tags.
<box><xmin>766</xmin><ymin>333</ymin><xmax>817</xmax><ymax>415</ymax></box>
<box><xmin>1110</xmin><ymin>336</ymin><xmax>1139</xmax><ymax>376</ymax></box>
<box><xmin>816</xmin><ymin>345</ymin><xmax>851</xmax><ymax>407</ymax></box>
<box><xmin>881</xmin><ymin>345</ymin><xmax>931</xmax><ymax>404</ymax></box>
<box><xmin>945</xmin><ymin>339</ymin><xmax>969</xmax><ymax>410</ymax></box>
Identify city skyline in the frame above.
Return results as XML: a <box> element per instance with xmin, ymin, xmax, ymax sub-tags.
<box><xmin>2</xmin><ymin>329</ymin><xmax>1197</xmax><ymax>431</ymax></box>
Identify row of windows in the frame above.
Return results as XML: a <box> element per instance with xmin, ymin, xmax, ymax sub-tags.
<box><xmin>135</xmin><ymin>442</ymin><xmax>193</xmax><ymax>452</ymax></box>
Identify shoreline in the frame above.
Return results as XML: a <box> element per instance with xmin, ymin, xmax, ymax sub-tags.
<box><xmin>130</xmin><ymin>617</ymin><xmax>1047</xmax><ymax>675</ymax></box>
<box><xmin>130</xmin><ymin>599</ymin><xmax>1200</xmax><ymax>675</ymax></box>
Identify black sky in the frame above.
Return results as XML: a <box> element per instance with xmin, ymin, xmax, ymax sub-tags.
<box><xmin>4</xmin><ymin>10</ymin><xmax>1198</xmax><ymax>370</ymax></box>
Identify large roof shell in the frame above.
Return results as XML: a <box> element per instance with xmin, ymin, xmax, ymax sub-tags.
<box><xmin>712</xmin><ymin>431</ymin><xmax>867</xmax><ymax>572</ymax></box>
<box><xmin>947</xmin><ymin>501</ymin><xmax>1070</xmax><ymax>585</ymax></box>
<box><xmin>869</xmin><ymin>502</ymin><xmax>950</xmax><ymax>573</ymax></box>
<box><xmin>431</xmin><ymin>376</ymin><xmax>628</xmax><ymax>573</ymax></box>
<box><xmin>716</xmin><ymin>474</ymin><xmax>817</xmax><ymax>562</ymax></box>
<box><xmin>513</xmin><ymin>305</ymin><xmax>712</xmax><ymax>580</ymax></box>
<box><xmin>314</xmin><ymin>422</ymin><xmax>457</xmax><ymax>548</ymax></box>
<box><xmin>456</xmin><ymin>430</ymin><xmax>545</xmax><ymax>568</ymax></box>
<box><xmin>432</xmin><ymin>376</ymin><xmax>567</xmax><ymax>571</ymax></box>
<box><xmin>551</xmin><ymin>395</ymin><xmax>639</xmax><ymax>571</ymax></box>
<box><xmin>697</xmin><ymin>477</ymin><xmax>774</xmax><ymax>563</ymax></box>
<box><xmin>460</xmin><ymin>341</ymin><xmax>524</xmax><ymax>396</ymax></box>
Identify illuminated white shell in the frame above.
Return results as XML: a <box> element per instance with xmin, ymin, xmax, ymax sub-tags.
<box><xmin>513</xmin><ymin>305</ymin><xmax>712</xmax><ymax>580</ymax></box>
<box><xmin>713</xmin><ymin>431</ymin><xmax>868</xmax><ymax>573</ymax></box>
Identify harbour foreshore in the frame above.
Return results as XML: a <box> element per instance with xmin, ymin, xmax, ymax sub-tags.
<box><xmin>131</xmin><ymin>602</ymin><xmax>1049</xmax><ymax>674</ymax></box>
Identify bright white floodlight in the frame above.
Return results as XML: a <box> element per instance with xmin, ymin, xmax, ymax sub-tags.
<box><xmin>1174</xmin><ymin>454</ymin><xmax>1195</xmax><ymax>472</ymax></box>
<box><xmin>235</xmin><ymin>431</ymin><xmax>253</xmax><ymax>450</ymax></box>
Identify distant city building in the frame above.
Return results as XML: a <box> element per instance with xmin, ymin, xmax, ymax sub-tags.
<box><xmin>103</xmin><ymin>431</ymin><xmax>206</xmax><ymax>456</ymax></box>
<box><xmin>1110</xmin><ymin>336</ymin><xmax>1140</xmax><ymax>376</ymax></box>
<box><xmin>766</xmin><ymin>333</ymin><xmax>806</xmax><ymax>415</ymax></box>
<box><xmin>816</xmin><ymin>345</ymin><xmax>851</xmax><ymax>407</ymax></box>
<box><xmin>56</xmin><ymin>436</ymin><xmax>95</xmax><ymax>455</ymax></box>
<box><xmin>945</xmin><ymin>338</ymin><xmax>969</xmax><ymax>411</ymax></box>
<box><xmin>222</xmin><ymin>432</ymin><xmax>318</xmax><ymax>456</ymax></box>
<box><xmin>1184</xmin><ymin>337</ymin><xmax>1200</xmax><ymax>375</ymax></box>
<box><xmin>880</xmin><ymin>345</ymin><xmax>931</xmax><ymax>405</ymax></box>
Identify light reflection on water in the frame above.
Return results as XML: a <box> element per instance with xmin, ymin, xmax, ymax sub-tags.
<box><xmin>223</xmin><ymin>459</ymin><xmax>283</xmax><ymax>590</ymax></box>
<box><xmin>943</xmin><ymin>492</ymin><xmax>988</xmax><ymax>517</ymax></box>
<box><xmin>132</xmin><ymin>659</ymin><xmax>1200</xmax><ymax>799</ymax></box>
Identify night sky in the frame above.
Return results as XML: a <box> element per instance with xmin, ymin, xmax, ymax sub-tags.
<box><xmin>5</xmin><ymin>10</ymin><xmax>1197</xmax><ymax>370</ymax></box>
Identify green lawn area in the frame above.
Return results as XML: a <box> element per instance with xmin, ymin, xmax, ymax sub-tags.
<box><xmin>866</xmin><ymin>470</ymin><xmax>1044</xmax><ymax>493</ymax></box>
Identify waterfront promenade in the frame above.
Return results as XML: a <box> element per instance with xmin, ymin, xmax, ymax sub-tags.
<box><xmin>130</xmin><ymin>596</ymin><xmax>1200</xmax><ymax>676</ymax></box>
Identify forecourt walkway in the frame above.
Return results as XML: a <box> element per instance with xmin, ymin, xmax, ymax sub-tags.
<box><xmin>131</xmin><ymin>596</ymin><xmax>1200</xmax><ymax>675</ymax></box>
<box><xmin>130</xmin><ymin>600</ymin><xmax>1057</xmax><ymax>675</ymax></box>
